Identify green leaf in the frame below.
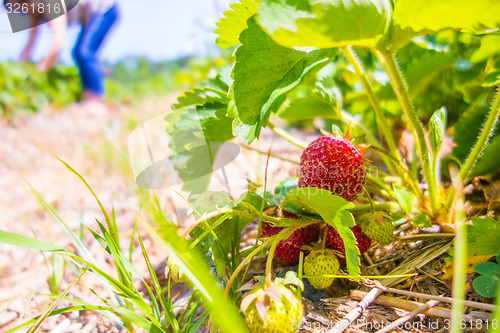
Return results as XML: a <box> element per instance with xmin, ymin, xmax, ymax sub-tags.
<box><xmin>412</xmin><ymin>214</ymin><xmax>432</xmax><ymax>228</ymax></box>
<box><xmin>384</xmin><ymin>23</ymin><xmax>431</xmax><ymax>51</ymax></box>
<box><xmin>470</xmin><ymin>34</ymin><xmax>500</xmax><ymax>64</ymax></box>
<box><xmin>164</xmin><ymin>106</ymin><xmax>236</xmax><ymax>195</ymax></box>
<box><xmin>266</xmin><ymin>178</ymin><xmax>298</xmax><ymax>205</ymax></box>
<box><xmin>282</xmin><ymin>187</ymin><xmax>361</xmax><ymax>279</ymax></box>
<box><xmin>239</xmin><ymin>191</ymin><xmax>268</xmax><ymax>211</ymax></box>
<box><xmin>215</xmin><ymin>0</ymin><xmax>260</xmax><ymax>49</ymax></box>
<box><xmin>257</xmin><ymin>0</ymin><xmax>392</xmax><ymax>49</ymax></box>
<box><xmin>470</xmin><ymin>136</ymin><xmax>500</xmax><ymax>177</ymax></box>
<box><xmin>231</xmin><ymin>17</ymin><xmax>335</xmax><ymax>142</ymax></box>
<box><xmin>429</xmin><ymin>107</ymin><xmax>446</xmax><ymax>157</ymax></box>
<box><xmin>143</xmin><ymin>221</ymin><xmax>249</xmax><ymax>333</ymax></box>
<box><xmin>467</xmin><ymin>217</ymin><xmax>500</xmax><ymax>257</ymax></box>
<box><xmin>0</xmin><ymin>230</ymin><xmax>71</xmax><ymax>255</ymax></box>
<box><xmin>484</xmin><ymin>71</ymin><xmax>500</xmax><ymax>87</ymax></box>
<box><xmin>279</xmin><ymin>87</ymin><xmax>340</xmax><ymax>120</ymax></box>
<box><xmin>189</xmin><ymin>192</ymin><xmax>255</xmax><ymax>274</ymax></box>
<box><xmin>474</xmin><ymin>262</ymin><xmax>500</xmax><ymax>276</ymax></box>
<box><xmin>393</xmin><ymin>0</ymin><xmax>500</xmax><ymax>34</ymax></box>
<box><xmin>392</xmin><ymin>185</ymin><xmax>412</xmax><ymax>214</ymax></box>
<box><xmin>473</xmin><ymin>275</ymin><xmax>498</xmax><ymax>298</ymax></box>
<box><xmin>173</xmin><ymin>76</ymin><xmax>230</xmax><ymax>109</ymax></box>
<box><xmin>453</xmin><ymin>106</ymin><xmax>492</xmax><ymax>162</ymax></box>
<box><xmin>173</xmin><ymin>88</ymin><xmax>229</xmax><ymax>110</ymax></box>
<box><xmin>274</xmin><ymin>178</ymin><xmax>299</xmax><ymax>196</ymax></box>
<box><xmin>402</xmin><ymin>46</ymin><xmax>455</xmax><ymax>98</ymax></box>
<box><xmin>452</xmin><ymin>105</ymin><xmax>500</xmax><ymax>176</ymax></box>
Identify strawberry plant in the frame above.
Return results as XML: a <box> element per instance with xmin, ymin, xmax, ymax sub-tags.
<box><xmin>473</xmin><ymin>251</ymin><xmax>500</xmax><ymax>299</ymax></box>
<box><xmin>1</xmin><ymin>1</ymin><xmax>500</xmax><ymax>332</ymax></box>
<box><xmin>164</xmin><ymin>0</ymin><xmax>500</xmax><ymax>331</ymax></box>
<box><xmin>0</xmin><ymin>62</ymin><xmax>81</xmax><ymax>118</ymax></box>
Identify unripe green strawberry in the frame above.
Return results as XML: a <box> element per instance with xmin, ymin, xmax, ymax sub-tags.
<box><xmin>241</xmin><ymin>272</ymin><xmax>303</xmax><ymax>332</ymax></box>
<box><xmin>298</xmin><ymin>135</ymin><xmax>366</xmax><ymax>202</ymax></box>
<box><xmin>304</xmin><ymin>249</ymin><xmax>340</xmax><ymax>289</ymax></box>
<box><xmin>360</xmin><ymin>212</ymin><xmax>394</xmax><ymax>245</ymax></box>
<box><xmin>165</xmin><ymin>257</ymin><xmax>185</xmax><ymax>283</ymax></box>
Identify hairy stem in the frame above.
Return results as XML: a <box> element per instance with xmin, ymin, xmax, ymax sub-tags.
<box><xmin>224</xmin><ymin>240</ymin><xmax>271</xmax><ymax>297</ymax></box>
<box><xmin>367</xmin><ymin>145</ymin><xmax>423</xmax><ymax>199</ymax></box>
<box><xmin>366</xmin><ymin>173</ymin><xmax>394</xmax><ymax>199</ymax></box>
<box><xmin>450</xmin><ymin>167</ymin><xmax>467</xmax><ymax>333</ymax></box>
<box><xmin>342</xmin><ymin>46</ymin><xmax>400</xmax><ymax>160</ymax></box>
<box><xmin>378</xmin><ymin>50</ymin><xmax>440</xmax><ymax>216</ymax></box>
<box><xmin>268</xmin><ymin>122</ymin><xmax>307</xmax><ymax>149</ymax></box>
<box><xmin>460</xmin><ymin>89</ymin><xmax>500</xmax><ymax>180</ymax></box>
<box><xmin>265</xmin><ymin>238</ymin><xmax>280</xmax><ymax>287</ymax></box>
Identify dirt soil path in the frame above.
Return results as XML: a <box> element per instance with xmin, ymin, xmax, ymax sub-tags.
<box><xmin>0</xmin><ymin>99</ymin><xmax>176</xmax><ymax>331</ymax></box>
<box><xmin>0</xmin><ymin>98</ymin><xmax>311</xmax><ymax>332</ymax></box>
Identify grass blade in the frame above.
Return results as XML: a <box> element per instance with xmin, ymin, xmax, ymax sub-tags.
<box><xmin>137</xmin><ymin>224</ymin><xmax>180</xmax><ymax>332</ymax></box>
<box><xmin>27</xmin><ymin>268</ymin><xmax>89</xmax><ymax>333</ymax></box>
<box><xmin>141</xmin><ymin>220</ymin><xmax>248</xmax><ymax>333</ymax></box>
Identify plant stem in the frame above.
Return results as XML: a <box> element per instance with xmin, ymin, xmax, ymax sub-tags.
<box><xmin>450</xmin><ymin>166</ymin><xmax>467</xmax><ymax>333</ymax></box>
<box><xmin>349</xmin><ymin>203</ymin><xmax>393</xmax><ymax>213</ymax></box>
<box><xmin>367</xmin><ymin>145</ymin><xmax>423</xmax><ymax>199</ymax></box>
<box><xmin>342</xmin><ymin>46</ymin><xmax>400</xmax><ymax>160</ymax></box>
<box><xmin>378</xmin><ymin>50</ymin><xmax>440</xmax><ymax>216</ymax></box>
<box><xmin>224</xmin><ymin>240</ymin><xmax>271</xmax><ymax>297</ymax></box>
<box><xmin>268</xmin><ymin>122</ymin><xmax>307</xmax><ymax>149</ymax></box>
<box><xmin>265</xmin><ymin>238</ymin><xmax>280</xmax><ymax>287</ymax></box>
<box><xmin>240</xmin><ymin>143</ymin><xmax>299</xmax><ymax>164</ymax></box>
<box><xmin>460</xmin><ymin>89</ymin><xmax>500</xmax><ymax>180</ymax></box>
<box><xmin>366</xmin><ymin>173</ymin><xmax>394</xmax><ymax>199</ymax></box>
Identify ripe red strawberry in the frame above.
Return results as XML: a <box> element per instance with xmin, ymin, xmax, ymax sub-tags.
<box><xmin>260</xmin><ymin>221</ymin><xmax>320</xmax><ymax>266</ymax></box>
<box><xmin>325</xmin><ymin>224</ymin><xmax>371</xmax><ymax>266</ymax></box>
<box><xmin>298</xmin><ymin>135</ymin><xmax>366</xmax><ymax>202</ymax></box>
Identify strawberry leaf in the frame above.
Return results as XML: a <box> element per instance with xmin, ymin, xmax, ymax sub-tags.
<box><xmin>470</xmin><ymin>34</ymin><xmax>500</xmax><ymax>64</ymax></box>
<box><xmin>279</xmin><ymin>90</ymin><xmax>340</xmax><ymax>120</ymax></box>
<box><xmin>173</xmin><ymin>76</ymin><xmax>230</xmax><ymax>109</ymax></box>
<box><xmin>392</xmin><ymin>184</ymin><xmax>412</xmax><ymax>214</ymax></box>
<box><xmin>452</xmin><ymin>104</ymin><xmax>500</xmax><ymax>176</ymax></box>
<box><xmin>257</xmin><ymin>0</ymin><xmax>391</xmax><ymax>49</ymax></box>
<box><xmin>282</xmin><ymin>188</ymin><xmax>360</xmax><ymax>279</ymax></box>
<box><xmin>412</xmin><ymin>214</ymin><xmax>432</xmax><ymax>228</ymax></box>
<box><xmin>393</xmin><ymin>0</ymin><xmax>500</xmax><ymax>34</ymax></box>
<box><xmin>215</xmin><ymin>0</ymin><xmax>260</xmax><ymax>50</ymax></box>
<box><xmin>468</xmin><ymin>217</ymin><xmax>500</xmax><ymax>257</ymax></box>
<box><xmin>165</xmin><ymin>107</ymin><xmax>236</xmax><ymax>195</ymax></box>
<box><xmin>230</xmin><ymin>17</ymin><xmax>335</xmax><ymax>142</ymax></box>
<box><xmin>473</xmin><ymin>275</ymin><xmax>498</xmax><ymax>298</ymax></box>
<box><xmin>473</xmin><ymin>254</ymin><xmax>499</xmax><ymax>299</ymax></box>
<box><xmin>189</xmin><ymin>192</ymin><xmax>255</xmax><ymax>267</ymax></box>
<box><xmin>166</xmin><ymin>77</ymin><xmax>237</xmax><ymax>195</ymax></box>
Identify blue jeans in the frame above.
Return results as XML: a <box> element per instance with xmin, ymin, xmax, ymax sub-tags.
<box><xmin>73</xmin><ymin>4</ymin><xmax>118</xmax><ymax>96</ymax></box>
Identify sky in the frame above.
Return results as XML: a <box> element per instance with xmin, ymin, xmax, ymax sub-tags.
<box><xmin>0</xmin><ymin>0</ymin><xmax>235</xmax><ymax>63</ymax></box>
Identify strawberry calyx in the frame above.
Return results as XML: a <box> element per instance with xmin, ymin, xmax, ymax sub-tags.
<box><xmin>240</xmin><ymin>271</ymin><xmax>303</xmax><ymax>322</ymax></box>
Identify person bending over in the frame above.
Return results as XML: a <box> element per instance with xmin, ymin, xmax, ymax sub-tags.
<box><xmin>17</xmin><ymin>0</ymin><xmax>119</xmax><ymax>105</ymax></box>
